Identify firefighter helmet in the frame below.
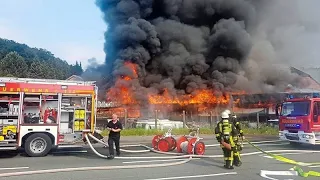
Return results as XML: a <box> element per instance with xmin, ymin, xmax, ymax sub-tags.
<box><xmin>221</xmin><ymin>111</ymin><xmax>229</xmax><ymax>119</ymax></box>
<box><xmin>224</xmin><ymin>109</ymin><xmax>231</xmax><ymax>115</ymax></box>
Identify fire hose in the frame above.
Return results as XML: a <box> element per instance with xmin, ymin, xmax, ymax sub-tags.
<box><xmin>0</xmin><ymin>133</ymin><xmax>194</xmax><ymax>178</ymax></box>
<box><xmin>245</xmin><ymin>139</ymin><xmax>320</xmax><ymax>177</ymax></box>
<box><xmin>86</xmin><ymin>133</ymin><xmax>320</xmax><ymax>177</ymax></box>
<box><xmin>86</xmin><ymin>133</ymin><xmax>320</xmax><ymax>159</ymax></box>
<box><xmin>0</xmin><ymin>133</ymin><xmax>320</xmax><ymax>178</ymax></box>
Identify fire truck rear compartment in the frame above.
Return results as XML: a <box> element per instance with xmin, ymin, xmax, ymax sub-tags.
<box><xmin>0</xmin><ymin>77</ymin><xmax>98</xmax><ymax>157</ymax></box>
<box><xmin>0</xmin><ymin>94</ymin><xmax>19</xmax><ymax>150</ymax></box>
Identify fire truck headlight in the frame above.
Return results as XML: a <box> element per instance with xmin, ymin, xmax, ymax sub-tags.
<box><xmin>302</xmin><ymin>134</ymin><xmax>314</xmax><ymax>139</ymax></box>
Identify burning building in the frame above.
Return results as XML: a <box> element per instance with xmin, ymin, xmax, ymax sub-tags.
<box><xmin>91</xmin><ymin>0</ymin><xmax>320</xmax><ymax>125</ymax></box>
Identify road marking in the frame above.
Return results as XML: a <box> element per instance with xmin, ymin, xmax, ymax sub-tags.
<box><xmin>52</xmin><ymin>150</ymin><xmax>88</xmax><ymax>154</ymax></box>
<box><xmin>261</xmin><ymin>151</ymin><xmax>318</xmax><ymax>159</ymax></box>
<box><xmin>275</xmin><ymin>152</ymin><xmax>313</xmax><ymax>155</ymax></box>
<box><xmin>260</xmin><ymin>152</ymin><xmax>315</xmax><ymax>157</ymax></box>
<box><xmin>255</xmin><ymin>143</ymin><xmax>289</xmax><ymax>147</ymax></box>
<box><xmin>309</xmin><ymin>165</ymin><xmax>320</xmax><ymax>168</ymax></box>
<box><xmin>260</xmin><ymin>170</ymin><xmax>298</xmax><ymax>180</ymax></box>
<box><xmin>0</xmin><ymin>167</ymin><xmax>29</xmax><ymax>171</ymax></box>
<box><xmin>206</xmin><ymin>140</ymin><xmax>284</xmax><ymax>147</ymax></box>
<box><xmin>143</xmin><ymin>172</ymin><xmax>237</xmax><ymax>180</ymax></box>
<box><xmin>262</xmin><ymin>155</ymin><xmax>274</xmax><ymax>159</ymax></box>
<box><xmin>123</xmin><ymin>158</ymin><xmax>201</xmax><ymax>164</ymax></box>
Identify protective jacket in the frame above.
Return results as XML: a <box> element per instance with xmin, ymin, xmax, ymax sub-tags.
<box><xmin>231</xmin><ymin>115</ymin><xmax>244</xmax><ymax>137</ymax></box>
<box><xmin>215</xmin><ymin>118</ymin><xmax>238</xmax><ymax>147</ymax></box>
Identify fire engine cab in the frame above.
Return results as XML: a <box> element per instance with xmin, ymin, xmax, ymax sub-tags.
<box><xmin>277</xmin><ymin>93</ymin><xmax>320</xmax><ymax>145</ymax></box>
<box><xmin>0</xmin><ymin>77</ymin><xmax>97</xmax><ymax>157</ymax></box>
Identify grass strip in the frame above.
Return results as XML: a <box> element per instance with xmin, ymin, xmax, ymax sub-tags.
<box><xmin>100</xmin><ymin>126</ymin><xmax>278</xmax><ymax>136</ymax></box>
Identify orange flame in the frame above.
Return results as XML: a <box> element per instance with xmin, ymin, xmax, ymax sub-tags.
<box><xmin>106</xmin><ymin>62</ymin><xmax>139</xmax><ymax>105</ymax></box>
<box><xmin>123</xmin><ymin>61</ymin><xmax>138</xmax><ymax>79</ymax></box>
<box><xmin>148</xmin><ymin>89</ymin><xmax>230</xmax><ymax>105</ymax></box>
<box><xmin>106</xmin><ymin>62</ymin><xmax>249</xmax><ymax>107</ymax></box>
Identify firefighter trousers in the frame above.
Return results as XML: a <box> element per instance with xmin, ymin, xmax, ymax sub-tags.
<box><xmin>222</xmin><ymin>147</ymin><xmax>234</xmax><ymax>168</ymax></box>
<box><xmin>233</xmin><ymin>137</ymin><xmax>242</xmax><ymax>166</ymax></box>
<box><xmin>220</xmin><ymin>137</ymin><xmax>236</xmax><ymax>169</ymax></box>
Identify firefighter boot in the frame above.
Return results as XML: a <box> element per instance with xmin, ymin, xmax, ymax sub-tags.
<box><xmin>224</xmin><ymin>160</ymin><xmax>234</xmax><ymax>169</ymax></box>
<box><xmin>234</xmin><ymin>156</ymin><xmax>242</xmax><ymax>167</ymax></box>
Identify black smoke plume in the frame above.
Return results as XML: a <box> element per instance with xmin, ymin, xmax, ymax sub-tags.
<box><xmin>92</xmin><ymin>0</ymin><xmax>308</xmax><ymax>105</ymax></box>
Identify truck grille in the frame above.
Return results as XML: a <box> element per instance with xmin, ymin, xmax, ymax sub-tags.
<box><xmin>285</xmin><ymin>134</ymin><xmax>299</xmax><ymax>140</ymax></box>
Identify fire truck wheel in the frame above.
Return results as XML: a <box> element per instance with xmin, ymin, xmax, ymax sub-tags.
<box><xmin>24</xmin><ymin>133</ymin><xmax>52</xmax><ymax>157</ymax></box>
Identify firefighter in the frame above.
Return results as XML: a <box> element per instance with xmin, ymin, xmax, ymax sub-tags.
<box><xmin>224</xmin><ymin>109</ymin><xmax>244</xmax><ymax>167</ymax></box>
<box><xmin>215</xmin><ymin>111</ymin><xmax>238</xmax><ymax>169</ymax></box>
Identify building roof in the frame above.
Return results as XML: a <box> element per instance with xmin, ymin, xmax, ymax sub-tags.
<box><xmin>299</xmin><ymin>67</ymin><xmax>320</xmax><ymax>85</ymax></box>
<box><xmin>290</xmin><ymin>67</ymin><xmax>310</xmax><ymax>77</ymax></box>
<box><xmin>290</xmin><ymin>67</ymin><xmax>320</xmax><ymax>91</ymax></box>
<box><xmin>66</xmin><ymin>75</ymin><xmax>84</xmax><ymax>81</ymax></box>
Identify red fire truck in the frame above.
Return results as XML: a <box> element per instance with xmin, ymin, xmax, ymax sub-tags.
<box><xmin>0</xmin><ymin>77</ymin><xmax>98</xmax><ymax>157</ymax></box>
<box><xmin>276</xmin><ymin>93</ymin><xmax>320</xmax><ymax>145</ymax></box>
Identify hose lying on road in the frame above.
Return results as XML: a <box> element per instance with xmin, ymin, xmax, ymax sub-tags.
<box><xmin>1</xmin><ymin>134</ymin><xmax>320</xmax><ymax>178</ymax></box>
<box><xmin>87</xmin><ymin>133</ymin><xmax>320</xmax><ymax>178</ymax></box>
<box><xmin>0</xmin><ymin>157</ymin><xmax>192</xmax><ymax>178</ymax></box>
<box><xmin>88</xmin><ymin>133</ymin><xmax>184</xmax><ymax>155</ymax></box>
<box><xmin>85</xmin><ymin>134</ymin><xmax>320</xmax><ymax>160</ymax></box>
<box><xmin>89</xmin><ymin>134</ymin><xmax>286</xmax><ymax>155</ymax></box>
<box><xmin>0</xmin><ymin>134</ymin><xmax>194</xmax><ymax>178</ymax></box>
<box><xmin>245</xmin><ymin>139</ymin><xmax>320</xmax><ymax>178</ymax></box>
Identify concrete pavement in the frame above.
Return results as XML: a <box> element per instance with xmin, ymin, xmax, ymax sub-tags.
<box><xmin>0</xmin><ymin>136</ymin><xmax>320</xmax><ymax>180</ymax></box>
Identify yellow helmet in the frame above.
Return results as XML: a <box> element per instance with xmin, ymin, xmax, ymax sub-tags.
<box><xmin>221</xmin><ymin>111</ymin><xmax>229</xmax><ymax>119</ymax></box>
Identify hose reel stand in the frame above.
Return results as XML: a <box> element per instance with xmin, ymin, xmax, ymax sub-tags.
<box><xmin>152</xmin><ymin>127</ymin><xmax>177</xmax><ymax>152</ymax></box>
<box><xmin>176</xmin><ymin>135</ymin><xmax>205</xmax><ymax>155</ymax></box>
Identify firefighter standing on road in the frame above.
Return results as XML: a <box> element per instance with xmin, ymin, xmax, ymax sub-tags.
<box><xmin>215</xmin><ymin>111</ymin><xmax>238</xmax><ymax>169</ymax></box>
<box><xmin>224</xmin><ymin>109</ymin><xmax>244</xmax><ymax>167</ymax></box>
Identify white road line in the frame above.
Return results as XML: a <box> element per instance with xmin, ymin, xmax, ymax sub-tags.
<box><xmin>0</xmin><ymin>167</ymin><xmax>29</xmax><ymax>171</ymax></box>
<box><xmin>52</xmin><ymin>150</ymin><xmax>88</xmax><ymax>153</ymax></box>
<box><xmin>143</xmin><ymin>172</ymin><xmax>237</xmax><ymax>180</ymax></box>
<box><xmin>309</xmin><ymin>165</ymin><xmax>320</xmax><ymax>168</ymax></box>
<box><xmin>260</xmin><ymin>170</ymin><xmax>298</xmax><ymax>180</ymax></box>
<box><xmin>274</xmin><ymin>152</ymin><xmax>312</xmax><ymax>155</ymax></box>
<box><xmin>206</xmin><ymin>140</ymin><xmax>284</xmax><ymax>147</ymax></box>
<box><xmin>123</xmin><ymin>158</ymin><xmax>201</xmax><ymax>164</ymax></box>
<box><xmin>260</xmin><ymin>152</ymin><xmax>315</xmax><ymax>156</ymax></box>
<box><xmin>255</xmin><ymin>143</ymin><xmax>289</xmax><ymax>147</ymax></box>
<box><xmin>262</xmin><ymin>155</ymin><xmax>274</xmax><ymax>159</ymax></box>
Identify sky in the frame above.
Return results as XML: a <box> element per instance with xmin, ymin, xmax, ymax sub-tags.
<box><xmin>0</xmin><ymin>0</ymin><xmax>106</xmax><ymax>69</ymax></box>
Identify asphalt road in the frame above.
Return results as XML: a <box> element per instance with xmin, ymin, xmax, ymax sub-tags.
<box><xmin>1</xmin><ymin>136</ymin><xmax>320</xmax><ymax>180</ymax></box>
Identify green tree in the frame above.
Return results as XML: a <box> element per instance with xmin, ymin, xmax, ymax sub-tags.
<box><xmin>0</xmin><ymin>51</ymin><xmax>28</xmax><ymax>77</ymax></box>
<box><xmin>27</xmin><ymin>59</ymin><xmax>49</xmax><ymax>78</ymax></box>
<box><xmin>0</xmin><ymin>38</ymin><xmax>84</xmax><ymax>79</ymax></box>
<box><xmin>70</xmin><ymin>61</ymin><xmax>83</xmax><ymax>76</ymax></box>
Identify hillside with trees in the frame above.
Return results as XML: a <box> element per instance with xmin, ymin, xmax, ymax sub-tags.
<box><xmin>0</xmin><ymin>38</ymin><xmax>83</xmax><ymax>79</ymax></box>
